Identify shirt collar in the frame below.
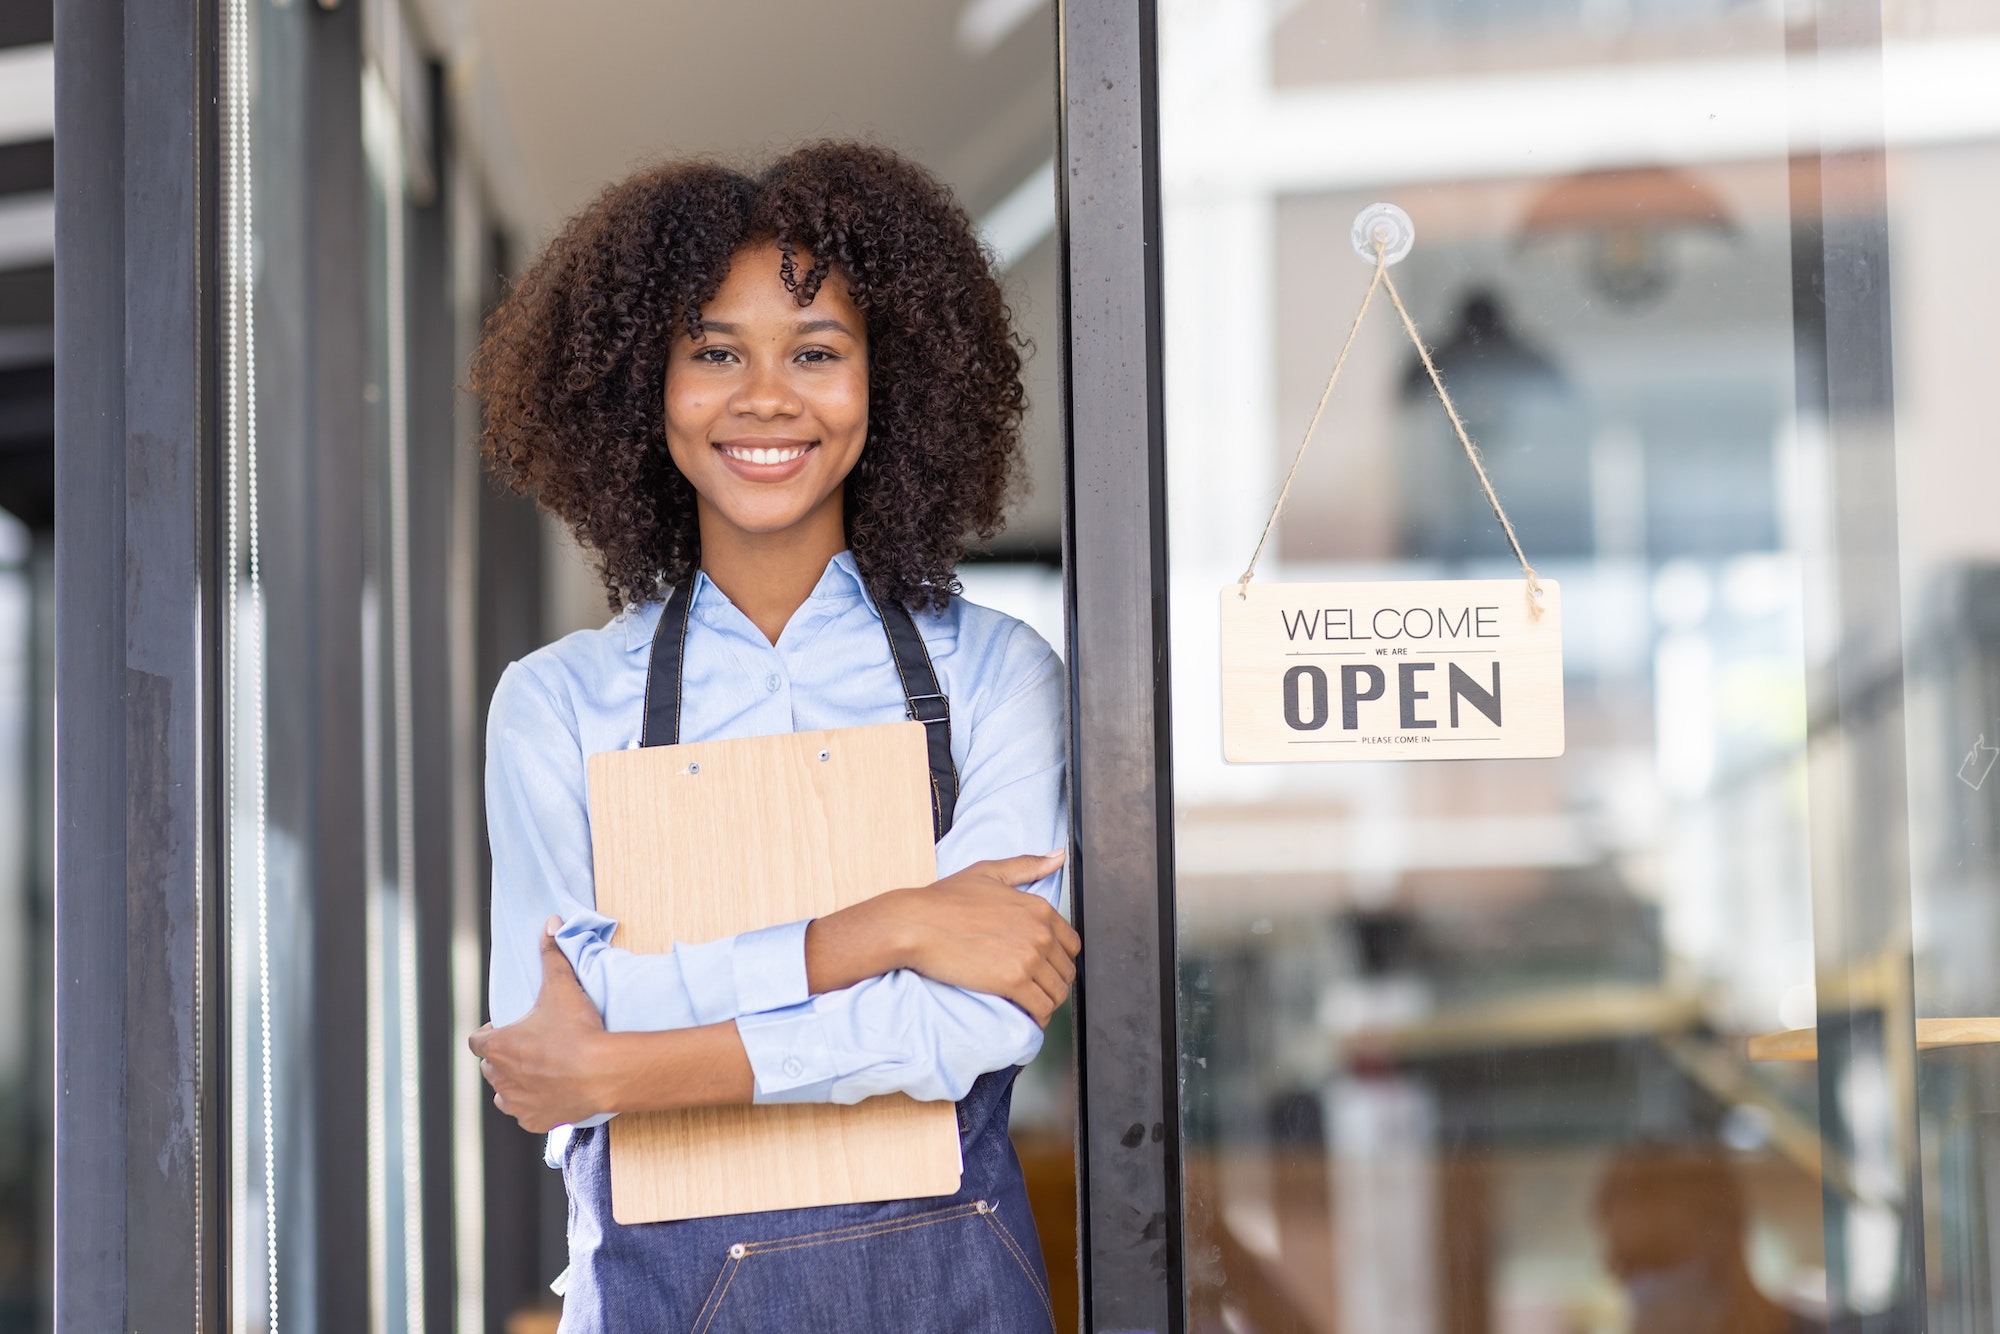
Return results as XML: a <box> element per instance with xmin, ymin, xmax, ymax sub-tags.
<box><xmin>621</xmin><ymin>550</ymin><xmax>881</xmax><ymax>652</ymax></box>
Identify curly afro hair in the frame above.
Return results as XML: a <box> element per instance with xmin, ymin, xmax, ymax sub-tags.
<box><xmin>471</xmin><ymin>141</ymin><xmax>1028</xmax><ymax>612</ymax></box>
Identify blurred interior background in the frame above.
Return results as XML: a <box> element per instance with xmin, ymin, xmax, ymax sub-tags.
<box><xmin>0</xmin><ymin>3</ymin><xmax>53</xmax><ymax>1328</ymax></box>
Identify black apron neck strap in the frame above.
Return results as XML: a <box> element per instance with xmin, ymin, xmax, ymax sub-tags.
<box><xmin>639</xmin><ymin>578</ymin><xmax>696</xmax><ymax>754</ymax></box>
<box><xmin>638</xmin><ymin>577</ymin><xmax>959</xmax><ymax>841</ymax></box>
<box><xmin>876</xmin><ymin>598</ymin><xmax>959</xmax><ymax>842</ymax></box>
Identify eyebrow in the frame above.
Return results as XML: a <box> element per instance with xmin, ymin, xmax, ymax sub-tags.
<box><xmin>699</xmin><ymin>318</ymin><xmax>853</xmax><ymax>337</ymax></box>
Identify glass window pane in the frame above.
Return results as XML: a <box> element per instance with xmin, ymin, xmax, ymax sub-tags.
<box><xmin>1886</xmin><ymin>28</ymin><xmax>2000</xmax><ymax>1331</ymax></box>
<box><xmin>1162</xmin><ymin>1</ymin><xmax>2000</xmax><ymax>1323</ymax></box>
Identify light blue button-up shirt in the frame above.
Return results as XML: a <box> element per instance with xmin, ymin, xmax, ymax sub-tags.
<box><xmin>484</xmin><ymin>551</ymin><xmax>1067</xmax><ymax>1120</ymax></box>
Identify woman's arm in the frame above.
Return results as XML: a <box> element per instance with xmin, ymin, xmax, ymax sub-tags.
<box><xmin>736</xmin><ymin>623</ymin><xmax>1074</xmax><ymax>1107</ymax></box>
<box><xmin>489</xmin><ymin>659</ymin><xmax>1075</xmax><ymax>1038</ymax></box>
<box><xmin>472</xmin><ymin>923</ymin><xmax>754</xmax><ymax>1133</ymax></box>
<box><xmin>806</xmin><ymin>851</ymin><xmax>1077</xmax><ymax>1022</ymax></box>
<box><xmin>488</xmin><ymin>662</ymin><xmax>814</xmax><ymax>1035</ymax></box>
<box><xmin>479</xmin><ymin>619</ymin><xmax>1076</xmax><ymax>1128</ymax></box>
<box><xmin>476</xmin><ymin>853</ymin><xmax>1085</xmax><ymax>1130</ymax></box>
<box><xmin>476</xmin><ymin>849</ymin><xmax>1080</xmax><ymax>1131</ymax></box>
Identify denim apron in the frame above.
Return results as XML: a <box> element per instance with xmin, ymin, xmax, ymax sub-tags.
<box><xmin>555</xmin><ymin>582</ymin><xmax>1057</xmax><ymax>1332</ymax></box>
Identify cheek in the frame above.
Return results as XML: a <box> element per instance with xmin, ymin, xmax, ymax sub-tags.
<box><xmin>825</xmin><ymin>373</ymin><xmax>870</xmax><ymax>436</ymax></box>
<box><xmin>664</xmin><ymin>384</ymin><xmax>712</xmax><ymax>442</ymax></box>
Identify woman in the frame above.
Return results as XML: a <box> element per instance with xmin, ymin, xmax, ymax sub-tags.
<box><xmin>467</xmin><ymin>141</ymin><xmax>1078</xmax><ymax>1332</ymax></box>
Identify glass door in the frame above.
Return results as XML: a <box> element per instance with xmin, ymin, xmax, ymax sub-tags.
<box><xmin>1144</xmin><ymin>0</ymin><xmax>2000</xmax><ymax>1328</ymax></box>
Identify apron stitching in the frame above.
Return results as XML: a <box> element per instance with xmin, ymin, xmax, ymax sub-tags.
<box><xmin>978</xmin><ymin>1208</ymin><xmax>1055</xmax><ymax>1324</ymax></box>
<box><xmin>690</xmin><ymin>1255</ymin><xmax>744</xmax><ymax>1334</ymax></box>
<box><xmin>737</xmin><ymin>1205</ymin><xmax>984</xmax><ymax>1258</ymax></box>
<box><xmin>729</xmin><ymin>1200</ymin><xmax>978</xmax><ymax>1251</ymax></box>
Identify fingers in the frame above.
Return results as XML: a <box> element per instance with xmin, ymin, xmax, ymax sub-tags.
<box><xmin>1023</xmin><ymin>899</ymin><xmax>1081</xmax><ymax>961</ymax></box>
<box><xmin>539</xmin><ymin>924</ymin><xmax>582</xmax><ymax>991</ymax></box>
<box><xmin>1028</xmin><ymin>957</ymin><xmax>1070</xmax><ymax>1020</ymax></box>
<box><xmin>1046</xmin><ymin>942</ymin><xmax>1077</xmax><ymax>987</ymax></box>
<box><xmin>1008</xmin><ymin>952</ymin><xmax>1070</xmax><ymax>1027</ymax></box>
<box><xmin>971</xmin><ymin>858</ymin><xmax>1081</xmax><ymax>958</ymax></box>
<box><xmin>468</xmin><ymin>1024</ymin><xmax>493</xmax><ymax>1058</ymax></box>
<box><xmin>986</xmin><ymin>851</ymin><xmax>1067</xmax><ymax>887</ymax></box>
<box><xmin>1014</xmin><ymin>983</ymin><xmax>1053</xmax><ymax>1027</ymax></box>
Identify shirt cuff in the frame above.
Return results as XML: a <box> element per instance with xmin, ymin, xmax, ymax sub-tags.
<box><xmin>672</xmin><ymin>920</ymin><xmax>811</xmax><ymax>1026</ymax></box>
<box><xmin>732</xmin><ymin>919</ymin><xmax>811</xmax><ymax>1016</ymax></box>
<box><xmin>736</xmin><ymin>1002</ymin><xmax>839</xmax><ymax>1104</ymax></box>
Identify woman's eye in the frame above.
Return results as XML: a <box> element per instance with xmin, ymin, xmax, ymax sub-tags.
<box><xmin>694</xmin><ymin>347</ymin><xmax>734</xmax><ymax>364</ymax></box>
<box><xmin>797</xmin><ymin>348</ymin><xmax>833</xmax><ymax>364</ymax></box>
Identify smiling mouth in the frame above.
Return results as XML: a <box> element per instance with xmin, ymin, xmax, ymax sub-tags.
<box><xmin>717</xmin><ymin>442</ymin><xmax>814</xmax><ymax>466</ymax></box>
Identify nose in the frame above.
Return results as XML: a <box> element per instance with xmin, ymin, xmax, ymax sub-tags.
<box><xmin>730</xmin><ymin>352</ymin><xmax>801</xmax><ymax>421</ymax></box>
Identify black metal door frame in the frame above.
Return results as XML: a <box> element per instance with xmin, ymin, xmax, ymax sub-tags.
<box><xmin>53</xmin><ymin>0</ymin><xmax>227</xmax><ymax>1326</ymax></box>
<box><xmin>1056</xmin><ymin>3</ymin><xmax>1185</xmax><ymax>1331</ymax></box>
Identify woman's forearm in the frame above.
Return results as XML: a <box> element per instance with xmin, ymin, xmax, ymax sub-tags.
<box><xmin>801</xmin><ymin>856</ymin><xmax>1075</xmax><ymax>1022</ymax></box>
<box><xmin>595</xmin><ymin>1021</ymin><xmax>756</xmax><ymax>1114</ymax></box>
<box><xmin>803</xmin><ymin>897</ymin><xmax>910</xmax><ymax>995</ymax></box>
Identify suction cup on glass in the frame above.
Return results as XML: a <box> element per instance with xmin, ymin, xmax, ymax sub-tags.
<box><xmin>1351</xmin><ymin>203</ymin><xmax>1415</xmax><ymax>266</ymax></box>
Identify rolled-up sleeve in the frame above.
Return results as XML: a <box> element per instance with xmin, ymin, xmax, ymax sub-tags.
<box><xmin>484</xmin><ymin>662</ymin><xmax>812</xmax><ymax>1035</ymax></box>
<box><xmin>736</xmin><ymin>625</ymin><xmax>1069</xmax><ymax>1105</ymax></box>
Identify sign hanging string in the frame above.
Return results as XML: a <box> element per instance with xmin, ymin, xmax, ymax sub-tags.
<box><xmin>1235</xmin><ymin>226</ymin><xmax>1546</xmax><ymax>620</ymax></box>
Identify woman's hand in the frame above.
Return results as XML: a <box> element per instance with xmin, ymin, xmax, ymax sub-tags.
<box><xmin>807</xmin><ymin>852</ymin><xmax>1080</xmax><ymax>1025</ymax></box>
<box><xmin>469</xmin><ymin>918</ymin><xmax>613</xmax><ymax>1134</ymax></box>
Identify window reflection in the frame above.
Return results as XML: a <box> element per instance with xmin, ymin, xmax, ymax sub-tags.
<box><xmin>1159</xmin><ymin>0</ymin><xmax>2000</xmax><ymax>1326</ymax></box>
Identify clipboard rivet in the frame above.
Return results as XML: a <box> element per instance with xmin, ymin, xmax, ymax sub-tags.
<box><xmin>728</xmin><ymin>1243</ymin><xmax>747</xmax><ymax>1259</ymax></box>
<box><xmin>818</xmin><ymin>749</ymin><xmax>830</xmax><ymax>762</ymax></box>
<box><xmin>687</xmin><ymin>762</ymin><xmax>701</xmax><ymax>775</ymax></box>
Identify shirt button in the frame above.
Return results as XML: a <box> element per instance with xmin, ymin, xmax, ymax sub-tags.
<box><xmin>765</xmin><ymin>673</ymin><xmax>781</xmax><ymax>693</ymax></box>
<box><xmin>782</xmin><ymin>1057</ymin><xmax>804</xmax><ymax>1079</ymax></box>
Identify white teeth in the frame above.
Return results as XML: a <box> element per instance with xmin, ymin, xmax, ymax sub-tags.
<box><xmin>722</xmin><ymin>444</ymin><xmax>809</xmax><ymax>465</ymax></box>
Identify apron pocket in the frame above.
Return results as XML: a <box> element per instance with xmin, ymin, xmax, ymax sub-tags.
<box><xmin>689</xmin><ymin>1199</ymin><xmax>1053</xmax><ymax>1334</ymax></box>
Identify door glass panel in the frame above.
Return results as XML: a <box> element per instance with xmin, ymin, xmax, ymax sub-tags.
<box><xmin>1157</xmin><ymin>1</ymin><xmax>2000</xmax><ymax>1329</ymax></box>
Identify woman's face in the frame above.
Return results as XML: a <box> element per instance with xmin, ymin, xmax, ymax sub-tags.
<box><xmin>663</xmin><ymin>241</ymin><xmax>870</xmax><ymax>544</ymax></box>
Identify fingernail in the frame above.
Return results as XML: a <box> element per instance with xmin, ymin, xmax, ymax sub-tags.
<box><xmin>545</xmin><ymin>915</ymin><xmax>562</xmax><ymax>936</ymax></box>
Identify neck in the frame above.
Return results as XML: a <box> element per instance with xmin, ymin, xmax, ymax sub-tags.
<box><xmin>695</xmin><ymin>491</ymin><xmax>848</xmax><ymax>644</ymax></box>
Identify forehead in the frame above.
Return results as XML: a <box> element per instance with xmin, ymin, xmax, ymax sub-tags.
<box><xmin>704</xmin><ymin>242</ymin><xmax>860</xmax><ymax>325</ymax></box>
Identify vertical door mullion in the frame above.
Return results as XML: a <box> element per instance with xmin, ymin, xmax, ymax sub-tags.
<box><xmin>54</xmin><ymin>0</ymin><xmax>227</xmax><ymax>1325</ymax></box>
<box><xmin>303</xmin><ymin>3</ymin><xmax>376</xmax><ymax>1326</ymax></box>
<box><xmin>1057</xmin><ymin>1</ymin><xmax>1185</xmax><ymax>1330</ymax></box>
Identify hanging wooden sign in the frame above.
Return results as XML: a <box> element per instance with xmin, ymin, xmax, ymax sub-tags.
<box><xmin>1223</xmin><ymin>205</ymin><xmax>1566</xmax><ymax>763</ymax></box>
<box><xmin>1220</xmin><ymin>579</ymin><xmax>1563</xmax><ymax>762</ymax></box>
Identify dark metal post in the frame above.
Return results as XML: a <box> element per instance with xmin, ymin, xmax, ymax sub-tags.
<box><xmin>296</xmin><ymin>5</ymin><xmax>376</xmax><ymax>1325</ymax></box>
<box><xmin>53</xmin><ymin>0</ymin><xmax>225</xmax><ymax>1326</ymax></box>
<box><xmin>1056</xmin><ymin>1</ymin><xmax>1183</xmax><ymax>1330</ymax></box>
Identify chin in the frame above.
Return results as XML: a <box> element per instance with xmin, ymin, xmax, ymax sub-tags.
<box><xmin>711</xmin><ymin>498</ymin><xmax>824</xmax><ymax>535</ymax></box>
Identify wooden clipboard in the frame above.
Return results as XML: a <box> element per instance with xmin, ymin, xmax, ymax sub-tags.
<box><xmin>585</xmin><ymin>720</ymin><xmax>963</xmax><ymax>1223</ymax></box>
